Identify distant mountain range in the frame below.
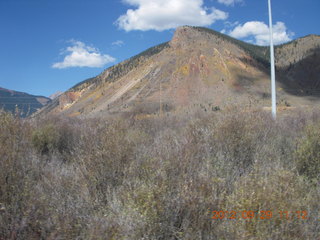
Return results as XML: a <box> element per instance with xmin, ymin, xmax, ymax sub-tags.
<box><xmin>0</xmin><ymin>87</ymin><xmax>51</xmax><ymax>117</ymax></box>
<box><xmin>33</xmin><ymin>26</ymin><xmax>320</xmax><ymax>117</ymax></box>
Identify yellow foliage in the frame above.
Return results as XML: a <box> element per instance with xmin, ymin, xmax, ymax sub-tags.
<box><xmin>180</xmin><ymin>64</ymin><xmax>189</xmax><ymax>76</ymax></box>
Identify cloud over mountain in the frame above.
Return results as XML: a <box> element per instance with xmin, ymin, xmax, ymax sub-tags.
<box><xmin>226</xmin><ymin>21</ymin><xmax>294</xmax><ymax>45</ymax></box>
<box><xmin>116</xmin><ymin>0</ymin><xmax>228</xmax><ymax>31</ymax></box>
<box><xmin>52</xmin><ymin>40</ymin><xmax>115</xmax><ymax>69</ymax></box>
<box><xmin>112</xmin><ymin>40</ymin><xmax>125</xmax><ymax>47</ymax></box>
<box><xmin>217</xmin><ymin>0</ymin><xmax>243</xmax><ymax>6</ymax></box>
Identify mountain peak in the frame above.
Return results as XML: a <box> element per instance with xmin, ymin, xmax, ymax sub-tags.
<box><xmin>49</xmin><ymin>91</ymin><xmax>63</xmax><ymax>100</ymax></box>
<box><xmin>170</xmin><ymin>26</ymin><xmax>196</xmax><ymax>48</ymax></box>
<box><xmin>170</xmin><ymin>26</ymin><xmax>216</xmax><ymax>49</ymax></box>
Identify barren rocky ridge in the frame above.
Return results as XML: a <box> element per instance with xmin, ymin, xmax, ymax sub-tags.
<box><xmin>37</xmin><ymin>26</ymin><xmax>320</xmax><ymax>117</ymax></box>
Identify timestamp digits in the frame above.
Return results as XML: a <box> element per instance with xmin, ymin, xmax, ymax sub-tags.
<box><xmin>211</xmin><ymin>210</ymin><xmax>308</xmax><ymax>220</ymax></box>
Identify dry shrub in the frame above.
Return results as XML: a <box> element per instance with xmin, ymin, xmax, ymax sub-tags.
<box><xmin>0</xmin><ymin>111</ymin><xmax>34</xmax><ymax>239</ymax></box>
<box><xmin>31</xmin><ymin>117</ymin><xmax>78</xmax><ymax>158</ymax></box>
<box><xmin>295</xmin><ymin>121</ymin><xmax>320</xmax><ymax>181</ymax></box>
<box><xmin>222</xmin><ymin>166</ymin><xmax>319</xmax><ymax>240</ymax></box>
<box><xmin>1</xmin><ymin>108</ymin><xmax>320</xmax><ymax>239</ymax></box>
<box><xmin>32</xmin><ymin>123</ymin><xmax>64</xmax><ymax>155</ymax></box>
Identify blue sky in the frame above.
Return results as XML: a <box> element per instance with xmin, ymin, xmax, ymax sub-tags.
<box><xmin>0</xmin><ymin>0</ymin><xmax>319</xmax><ymax>97</ymax></box>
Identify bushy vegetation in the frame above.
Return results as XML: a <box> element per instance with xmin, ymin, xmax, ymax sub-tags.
<box><xmin>0</xmin><ymin>108</ymin><xmax>319</xmax><ymax>239</ymax></box>
<box><xmin>295</xmin><ymin>121</ymin><xmax>320</xmax><ymax>181</ymax></box>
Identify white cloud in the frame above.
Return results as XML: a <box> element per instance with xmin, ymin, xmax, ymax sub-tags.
<box><xmin>217</xmin><ymin>0</ymin><xmax>243</xmax><ymax>6</ymax></box>
<box><xmin>112</xmin><ymin>40</ymin><xmax>125</xmax><ymax>47</ymax></box>
<box><xmin>227</xmin><ymin>21</ymin><xmax>294</xmax><ymax>45</ymax></box>
<box><xmin>224</xmin><ymin>21</ymin><xmax>239</xmax><ymax>27</ymax></box>
<box><xmin>52</xmin><ymin>40</ymin><xmax>115</xmax><ymax>69</ymax></box>
<box><xmin>116</xmin><ymin>0</ymin><xmax>228</xmax><ymax>31</ymax></box>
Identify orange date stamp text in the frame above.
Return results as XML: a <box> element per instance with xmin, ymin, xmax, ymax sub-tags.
<box><xmin>211</xmin><ymin>210</ymin><xmax>308</xmax><ymax>220</ymax></box>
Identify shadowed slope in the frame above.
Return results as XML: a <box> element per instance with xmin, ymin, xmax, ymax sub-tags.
<box><xmin>0</xmin><ymin>87</ymin><xmax>51</xmax><ymax>117</ymax></box>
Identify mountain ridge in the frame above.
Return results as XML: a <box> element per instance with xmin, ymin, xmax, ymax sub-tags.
<box><xmin>36</xmin><ymin>26</ymin><xmax>320</xmax><ymax>118</ymax></box>
<box><xmin>0</xmin><ymin>87</ymin><xmax>51</xmax><ymax>117</ymax></box>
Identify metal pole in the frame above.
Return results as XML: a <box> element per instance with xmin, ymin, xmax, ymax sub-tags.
<box><xmin>160</xmin><ymin>80</ymin><xmax>162</xmax><ymax>117</ymax></box>
<box><xmin>268</xmin><ymin>0</ymin><xmax>277</xmax><ymax>119</ymax></box>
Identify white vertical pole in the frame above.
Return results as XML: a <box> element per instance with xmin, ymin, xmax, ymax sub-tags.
<box><xmin>160</xmin><ymin>81</ymin><xmax>162</xmax><ymax>116</ymax></box>
<box><xmin>268</xmin><ymin>0</ymin><xmax>277</xmax><ymax>119</ymax></box>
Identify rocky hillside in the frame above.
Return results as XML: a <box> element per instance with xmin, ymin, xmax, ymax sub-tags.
<box><xmin>49</xmin><ymin>91</ymin><xmax>63</xmax><ymax>100</ymax></box>
<box><xmin>275</xmin><ymin>35</ymin><xmax>320</xmax><ymax>94</ymax></box>
<box><xmin>0</xmin><ymin>87</ymin><xmax>51</xmax><ymax>117</ymax></box>
<box><xmin>37</xmin><ymin>26</ymin><xmax>320</xmax><ymax>118</ymax></box>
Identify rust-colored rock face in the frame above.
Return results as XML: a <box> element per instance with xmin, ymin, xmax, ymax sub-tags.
<box><xmin>57</xmin><ymin>91</ymin><xmax>82</xmax><ymax>110</ymax></box>
<box><xmin>38</xmin><ymin>26</ymin><xmax>320</xmax><ymax>118</ymax></box>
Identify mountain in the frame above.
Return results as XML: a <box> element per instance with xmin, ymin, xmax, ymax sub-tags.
<box><xmin>0</xmin><ymin>87</ymin><xmax>51</xmax><ymax>117</ymax></box>
<box><xmin>38</xmin><ymin>26</ymin><xmax>320</xmax><ymax>118</ymax></box>
<box><xmin>275</xmin><ymin>35</ymin><xmax>320</xmax><ymax>95</ymax></box>
<box><xmin>49</xmin><ymin>91</ymin><xmax>63</xmax><ymax>100</ymax></box>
